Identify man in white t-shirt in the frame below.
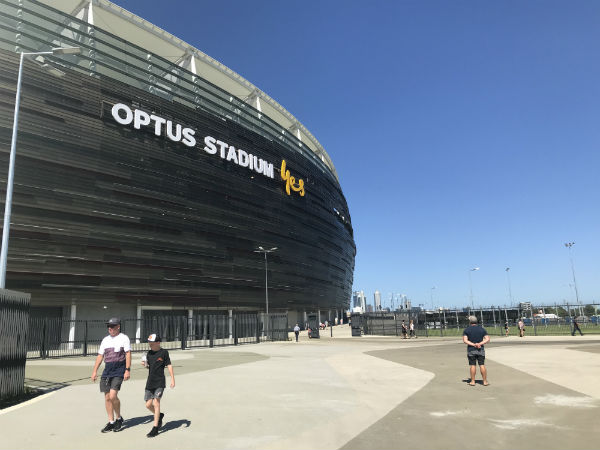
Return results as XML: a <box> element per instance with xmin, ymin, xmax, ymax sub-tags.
<box><xmin>91</xmin><ymin>318</ymin><xmax>131</xmax><ymax>433</ymax></box>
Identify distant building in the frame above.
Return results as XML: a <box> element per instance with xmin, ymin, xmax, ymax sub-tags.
<box><xmin>374</xmin><ymin>290</ymin><xmax>382</xmax><ymax>311</ymax></box>
<box><xmin>352</xmin><ymin>291</ymin><xmax>367</xmax><ymax>313</ymax></box>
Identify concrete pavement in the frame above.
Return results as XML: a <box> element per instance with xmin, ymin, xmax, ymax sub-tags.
<box><xmin>1</xmin><ymin>326</ymin><xmax>599</xmax><ymax>449</ymax></box>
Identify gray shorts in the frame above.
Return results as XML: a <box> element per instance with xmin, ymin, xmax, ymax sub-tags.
<box><xmin>467</xmin><ymin>349</ymin><xmax>486</xmax><ymax>366</ymax></box>
<box><xmin>144</xmin><ymin>387</ymin><xmax>165</xmax><ymax>401</ymax></box>
<box><xmin>100</xmin><ymin>377</ymin><xmax>123</xmax><ymax>393</ymax></box>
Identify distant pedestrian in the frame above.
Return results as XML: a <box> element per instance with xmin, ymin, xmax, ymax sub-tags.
<box><xmin>504</xmin><ymin>321</ymin><xmax>509</xmax><ymax>337</ymax></box>
<box><xmin>91</xmin><ymin>317</ymin><xmax>131</xmax><ymax>433</ymax></box>
<box><xmin>572</xmin><ymin>319</ymin><xmax>583</xmax><ymax>336</ymax></box>
<box><xmin>294</xmin><ymin>323</ymin><xmax>300</xmax><ymax>342</ymax></box>
<box><xmin>518</xmin><ymin>319</ymin><xmax>525</xmax><ymax>337</ymax></box>
<box><xmin>463</xmin><ymin>315</ymin><xmax>490</xmax><ymax>386</ymax></box>
<box><xmin>409</xmin><ymin>320</ymin><xmax>415</xmax><ymax>338</ymax></box>
<box><xmin>401</xmin><ymin>320</ymin><xmax>408</xmax><ymax>339</ymax></box>
<box><xmin>142</xmin><ymin>333</ymin><xmax>175</xmax><ymax>438</ymax></box>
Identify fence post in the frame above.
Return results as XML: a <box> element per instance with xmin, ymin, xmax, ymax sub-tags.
<box><xmin>181</xmin><ymin>316</ymin><xmax>186</xmax><ymax>350</ymax></box>
<box><xmin>439</xmin><ymin>310</ymin><xmax>443</xmax><ymax>337</ymax></box>
<box><xmin>40</xmin><ymin>319</ymin><xmax>47</xmax><ymax>359</ymax></box>
<box><xmin>209</xmin><ymin>316</ymin><xmax>214</xmax><ymax>348</ymax></box>
<box><xmin>256</xmin><ymin>314</ymin><xmax>260</xmax><ymax>343</ymax></box>
<box><xmin>532</xmin><ymin>306</ymin><xmax>537</xmax><ymax>336</ymax></box>
<box><xmin>234</xmin><ymin>315</ymin><xmax>238</xmax><ymax>345</ymax></box>
<box><xmin>395</xmin><ymin>314</ymin><xmax>398</xmax><ymax>336</ymax></box>
<box><xmin>83</xmin><ymin>320</ymin><xmax>88</xmax><ymax>357</ymax></box>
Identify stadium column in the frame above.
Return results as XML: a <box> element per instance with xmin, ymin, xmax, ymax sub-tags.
<box><xmin>136</xmin><ymin>303</ymin><xmax>142</xmax><ymax>343</ymax></box>
<box><xmin>68</xmin><ymin>302</ymin><xmax>76</xmax><ymax>350</ymax></box>
<box><xmin>188</xmin><ymin>309</ymin><xmax>194</xmax><ymax>340</ymax></box>
<box><xmin>318</xmin><ymin>309</ymin><xmax>321</xmax><ymax>324</ymax></box>
<box><xmin>228</xmin><ymin>309</ymin><xmax>233</xmax><ymax>339</ymax></box>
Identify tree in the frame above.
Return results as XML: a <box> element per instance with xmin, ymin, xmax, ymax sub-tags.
<box><xmin>584</xmin><ymin>304</ymin><xmax>596</xmax><ymax>316</ymax></box>
<box><xmin>544</xmin><ymin>306</ymin><xmax>556</xmax><ymax>315</ymax></box>
<box><xmin>556</xmin><ymin>306</ymin><xmax>568</xmax><ymax>317</ymax></box>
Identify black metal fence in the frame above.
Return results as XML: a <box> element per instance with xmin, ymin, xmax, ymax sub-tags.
<box><xmin>0</xmin><ymin>289</ymin><xmax>31</xmax><ymax>400</ymax></box>
<box><xmin>26</xmin><ymin>312</ymin><xmax>289</xmax><ymax>359</ymax></box>
<box><xmin>360</xmin><ymin>304</ymin><xmax>600</xmax><ymax>338</ymax></box>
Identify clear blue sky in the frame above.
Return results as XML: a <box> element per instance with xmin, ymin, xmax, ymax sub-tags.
<box><xmin>110</xmin><ymin>0</ymin><xmax>600</xmax><ymax>309</ymax></box>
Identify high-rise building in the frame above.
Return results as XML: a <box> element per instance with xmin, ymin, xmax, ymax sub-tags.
<box><xmin>374</xmin><ymin>290</ymin><xmax>382</xmax><ymax>311</ymax></box>
<box><xmin>352</xmin><ymin>291</ymin><xmax>366</xmax><ymax>313</ymax></box>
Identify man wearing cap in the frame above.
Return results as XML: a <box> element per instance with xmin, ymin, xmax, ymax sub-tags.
<box><xmin>91</xmin><ymin>318</ymin><xmax>132</xmax><ymax>432</ymax></box>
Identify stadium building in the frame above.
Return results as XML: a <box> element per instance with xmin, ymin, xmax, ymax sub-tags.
<box><xmin>0</xmin><ymin>0</ymin><xmax>355</xmax><ymax>333</ymax></box>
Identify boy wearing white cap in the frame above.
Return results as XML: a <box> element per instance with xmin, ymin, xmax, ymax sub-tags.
<box><xmin>142</xmin><ymin>333</ymin><xmax>175</xmax><ymax>437</ymax></box>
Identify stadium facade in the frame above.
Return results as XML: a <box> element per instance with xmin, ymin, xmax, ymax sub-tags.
<box><xmin>0</xmin><ymin>0</ymin><xmax>355</xmax><ymax>327</ymax></box>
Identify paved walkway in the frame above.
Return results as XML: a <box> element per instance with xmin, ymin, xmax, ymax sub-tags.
<box><xmin>1</xmin><ymin>326</ymin><xmax>599</xmax><ymax>449</ymax></box>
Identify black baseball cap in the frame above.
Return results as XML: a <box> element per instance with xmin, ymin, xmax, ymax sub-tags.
<box><xmin>147</xmin><ymin>333</ymin><xmax>161</xmax><ymax>342</ymax></box>
<box><xmin>105</xmin><ymin>317</ymin><xmax>121</xmax><ymax>326</ymax></box>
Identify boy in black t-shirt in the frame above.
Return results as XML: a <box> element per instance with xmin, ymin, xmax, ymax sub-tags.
<box><xmin>142</xmin><ymin>333</ymin><xmax>175</xmax><ymax>437</ymax></box>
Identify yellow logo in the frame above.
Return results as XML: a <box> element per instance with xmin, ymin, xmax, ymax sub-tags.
<box><xmin>280</xmin><ymin>160</ymin><xmax>305</xmax><ymax>197</ymax></box>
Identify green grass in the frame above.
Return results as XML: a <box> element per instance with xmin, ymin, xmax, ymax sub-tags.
<box><xmin>415</xmin><ymin>324</ymin><xmax>600</xmax><ymax>337</ymax></box>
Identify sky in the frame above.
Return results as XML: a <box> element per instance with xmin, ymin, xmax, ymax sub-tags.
<box><xmin>109</xmin><ymin>0</ymin><xmax>600</xmax><ymax>309</ymax></box>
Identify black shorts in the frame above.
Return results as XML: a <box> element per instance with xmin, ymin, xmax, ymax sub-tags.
<box><xmin>467</xmin><ymin>353</ymin><xmax>485</xmax><ymax>366</ymax></box>
<box><xmin>100</xmin><ymin>377</ymin><xmax>123</xmax><ymax>393</ymax></box>
<box><xmin>144</xmin><ymin>387</ymin><xmax>165</xmax><ymax>401</ymax></box>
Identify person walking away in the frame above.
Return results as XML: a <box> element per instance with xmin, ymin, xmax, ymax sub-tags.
<box><xmin>504</xmin><ymin>320</ymin><xmax>509</xmax><ymax>337</ymax></box>
<box><xmin>401</xmin><ymin>320</ymin><xmax>408</xmax><ymax>339</ymax></box>
<box><xmin>91</xmin><ymin>318</ymin><xmax>131</xmax><ymax>432</ymax></box>
<box><xmin>143</xmin><ymin>333</ymin><xmax>175</xmax><ymax>437</ymax></box>
<box><xmin>293</xmin><ymin>323</ymin><xmax>300</xmax><ymax>342</ymax></box>
<box><xmin>463</xmin><ymin>315</ymin><xmax>490</xmax><ymax>386</ymax></box>
<box><xmin>409</xmin><ymin>319</ymin><xmax>416</xmax><ymax>338</ymax></box>
<box><xmin>572</xmin><ymin>319</ymin><xmax>584</xmax><ymax>336</ymax></box>
<box><xmin>518</xmin><ymin>319</ymin><xmax>525</xmax><ymax>337</ymax></box>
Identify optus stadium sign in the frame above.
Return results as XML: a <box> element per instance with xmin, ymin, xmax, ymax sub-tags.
<box><xmin>111</xmin><ymin>103</ymin><xmax>305</xmax><ymax>195</ymax></box>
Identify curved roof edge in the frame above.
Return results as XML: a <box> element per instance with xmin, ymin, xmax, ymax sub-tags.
<box><xmin>41</xmin><ymin>0</ymin><xmax>338</xmax><ymax>180</ymax></box>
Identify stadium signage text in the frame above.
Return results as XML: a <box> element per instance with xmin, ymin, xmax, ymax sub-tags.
<box><xmin>280</xmin><ymin>160</ymin><xmax>305</xmax><ymax>196</ymax></box>
<box><xmin>111</xmin><ymin>103</ymin><xmax>274</xmax><ymax>179</ymax></box>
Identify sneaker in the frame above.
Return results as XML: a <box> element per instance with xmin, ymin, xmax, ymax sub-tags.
<box><xmin>113</xmin><ymin>417</ymin><xmax>124</xmax><ymax>432</ymax></box>
<box><xmin>158</xmin><ymin>413</ymin><xmax>164</xmax><ymax>429</ymax></box>
<box><xmin>147</xmin><ymin>426</ymin><xmax>159</xmax><ymax>438</ymax></box>
<box><xmin>101</xmin><ymin>422</ymin><xmax>114</xmax><ymax>433</ymax></box>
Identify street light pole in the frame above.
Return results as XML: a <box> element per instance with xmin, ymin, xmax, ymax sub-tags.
<box><xmin>564</xmin><ymin>242</ymin><xmax>580</xmax><ymax>305</ymax></box>
<box><xmin>0</xmin><ymin>47</ymin><xmax>81</xmax><ymax>288</ymax></box>
<box><xmin>468</xmin><ymin>267</ymin><xmax>479</xmax><ymax>311</ymax></box>
<box><xmin>505</xmin><ymin>267</ymin><xmax>513</xmax><ymax>305</ymax></box>
<box><xmin>254</xmin><ymin>246</ymin><xmax>277</xmax><ymax>337</ymax></box>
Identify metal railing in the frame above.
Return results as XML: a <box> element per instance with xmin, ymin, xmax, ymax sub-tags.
<box><xmin>359</xmin><ymin>304</ymin><xmax>600</xmax><ymax>338</ymax></box>
<box><xmin>0</xmin><ymin>289</ymin><xmax>31</xmax><ymax>400</ymax></box>
<box><xmin>26</xmin><ymin>312</ymin><xmax>289</xmax><ymax>359</ymax></box>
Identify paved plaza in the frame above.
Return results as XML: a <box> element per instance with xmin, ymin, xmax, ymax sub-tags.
<box><xmin>1</xmin><ymin>326</ymin><xmax>599</xmax><ymax>449</ymax></box>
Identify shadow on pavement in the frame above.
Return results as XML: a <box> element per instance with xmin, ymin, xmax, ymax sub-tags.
<box><xmin>121</xmin><ymin>415</ymin><xmax>154</xmax><ymax>430</ymax></box>
<box><xmin>160</xmin><ymin>419</ymin><xmax>192</xmax><ymax>434</ymax></box>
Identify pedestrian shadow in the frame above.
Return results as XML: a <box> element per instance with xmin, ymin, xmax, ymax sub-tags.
<box><xmin>24</xmin><ymin>377</ymin><xmax>69</xmax><ymax>392</ymax></box>
<box><xmin>122</xmin><ymin>415</ymin><xmax>154</xmax><ymax>430</ymax></box>
<box><xmin>159</xmin><ymin>419</ymin><xmax>192</xmax><ymax>434</ymax></box>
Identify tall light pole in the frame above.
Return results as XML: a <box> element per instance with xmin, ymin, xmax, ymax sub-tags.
<box><xmin>564</xmin><ymin>242</ymin><xmax>580</xmax><ymax>304</ymax></box>
<box><xmin>0</xmin><ymin>47</ymin><xmax>81</xmax><ymax>288</ymax></box>
<box><xmin>505</xmin><ymin>267</ymin><xmax>513</xmax><ymax>305</ymax></box>
<box><xmin>468</xmin><ymin>267</ymin><xmax>479</xmax><ymax>310</ymax></box>
<box><xmin>254</xmin><ymin>246</ymin><xmax>277</xmax><ymax>335</ymax></box>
